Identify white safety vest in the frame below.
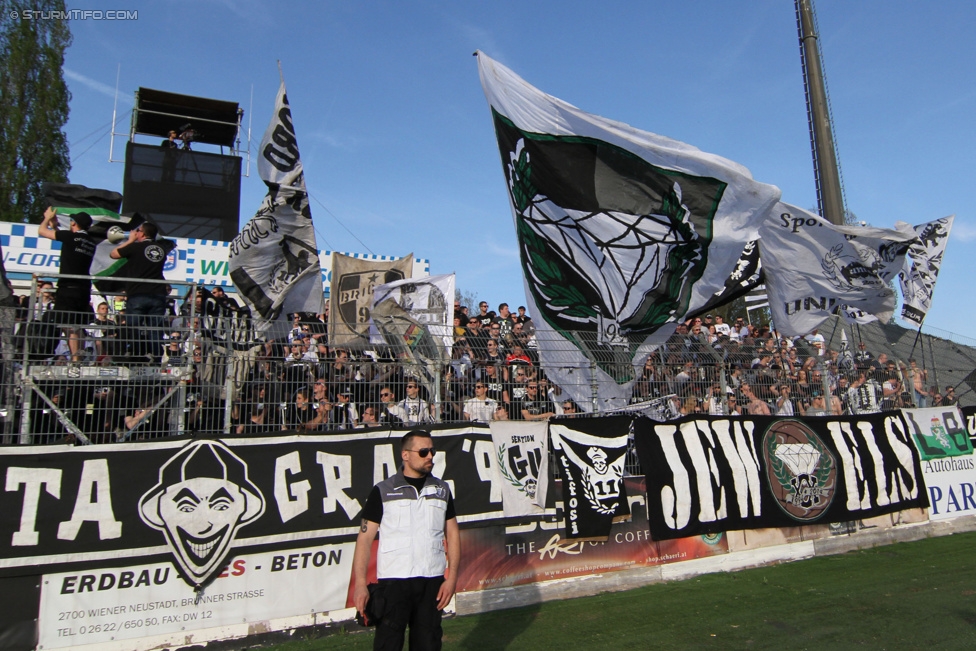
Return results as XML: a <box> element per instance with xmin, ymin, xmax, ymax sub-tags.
<box><xmin>376</xmin><ymin>472</ymin><xmax>450</xmax><ymax>579</ymax></box>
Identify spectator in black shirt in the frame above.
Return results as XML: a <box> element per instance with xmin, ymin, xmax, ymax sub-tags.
<box><xmin>473</xmin><ymin>301</ymin><xmax>493</xmax><ymax>327</ymax></box>
<box><xmin>210</xmin><ymin>286</ymin><xmax>240</xmax><ymax>318</ymax></box>
<box><xmin>942</xmin><ymin>386</ymin><xmax>959</xmax><ymax>406</ymax></box>
<box><xmin>520</xmin><ymin>380</ymin><xmax>556</xmax><ymax>421</ymax></box>
<box><xmin>110</xmin><ymin>222</ymin><xmax>175</xmax><ymax>361</ymax></box>
<box><xmin>283</xmin><ymin>388</ymin><xmax>315</xmax><ymax>430</ymax></box>
<box><xmin>38</xmin><ymin>207</ymin><xmax>96</xmax><ymax>361</ymax></box>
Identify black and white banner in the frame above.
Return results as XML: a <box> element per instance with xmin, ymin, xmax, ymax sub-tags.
<box><xmin>228</xmin><ymin>80</ymin><xmax>323</xmax><ymax>332</ymax></box>
<box><xmin>489</xmin><ymin>421</ymin><xmax>550</xmax><ymax>517</ymax></box>
<box><xmin>634</xmin><ymin>413</ymin><xmax>928</xmax><ymax>540</ymax></box>
<box><xmin>370</xmin><ymin>273</ymin><xmax>455</xmax><ymax>354</ymax></box>
<box><xmin>759</xmin><ymin>202</ymin><xmax>914</xmax><ymax>336</ymax></box>
<box><xmin>897</xmin><ymin>215</ymin><xmax>954</xmax><ymax>327</ymax></box>
<box><xmin>550</xmin><ymin>416</ymin><xmax>631</xmax><ymax>541</ymax></box>
<box><xmin>0</xmin><ymin>426</ymin><xmax>502</xmax><ymax>587</ymax></box>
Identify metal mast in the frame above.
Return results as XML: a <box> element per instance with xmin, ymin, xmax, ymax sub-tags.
<box><xmin>796</xmin><ymin>0</ymin><xmax>846</xmax><ymax>225</ymax></box>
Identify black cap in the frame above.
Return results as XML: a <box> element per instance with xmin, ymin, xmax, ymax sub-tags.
<box><xmin>71</xmin><ymin>212</ymin><xmax>92</xmax><ymax>231</ymax></box>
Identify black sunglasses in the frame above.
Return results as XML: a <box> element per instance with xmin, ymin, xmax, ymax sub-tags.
<box><xmin>406</xmin><ymin>447</ymin><xmax>436</xmax><ymax>458</ymax></box>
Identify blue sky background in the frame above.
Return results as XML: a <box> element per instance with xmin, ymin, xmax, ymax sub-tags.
<box><xmin>58</xmin><ymin>1</ymin><xmax>975</xmax><ymax>338</ymax></box>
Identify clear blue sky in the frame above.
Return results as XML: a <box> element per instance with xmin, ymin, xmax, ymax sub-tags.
<box><xmin>60</xmin><ymin>0</ymin><xmax>976</xmax><ymax>338</ymax></box>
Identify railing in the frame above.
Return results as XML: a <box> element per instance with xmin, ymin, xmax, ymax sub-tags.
<box><xmin>4</xmin><ymin>273</ymin><xmax>974</xmax><ymax>446</ymax></box>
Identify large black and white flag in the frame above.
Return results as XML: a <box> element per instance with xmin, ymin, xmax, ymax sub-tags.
<box><xmin>489</xmin><ymin>421</ymin><xmax>550</xmax><ymax>517</ymax></box>
<box><xmin>759</xmin><ymin>202</ymin><xmax>914</xmax><ymax>336</ymax></box>
<box><xmin>229</xmin><ymin>79</ymin><xmax>322</xmax><ymax>333</ymax></box>
<box><xmin>897</xmin><ymin>215</ymin><xmax>954</xmax><ymax>327</ymax></box>
<box><xmin>477</xmin><ymin>52</ymin><xmax>781</xmax><ymax>411</ymax></box>
<box><xmin>550</xmin><ymin>416</ymin><xmax>631</xmax><ymax>540</ymax></box>
<box><xmin>634</xmin><ymin>413</ymin><xmax>927</xmax><ymax>540</ymax></box>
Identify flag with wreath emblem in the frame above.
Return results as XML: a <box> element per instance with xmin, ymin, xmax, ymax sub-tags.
<box><xmin>550</xmin><ymin>416</ymin><xmax>631</xmax><ymax>540</ymax></box>
<box><xmin>489</xmin><ymin>421</ymin><xmax>550</xmax><ymax>517</ymax></box>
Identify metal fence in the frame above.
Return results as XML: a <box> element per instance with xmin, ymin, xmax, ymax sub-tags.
<box><xmin>5</xmin><ymin>274</ymin><xmax>974</xmax><ymax>446</ymax></box>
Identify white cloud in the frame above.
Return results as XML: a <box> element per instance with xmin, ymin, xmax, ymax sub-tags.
<box><xmin>63</xmin><ymin>68</ymin><xmax>132</xmax><ymax>105</ymax></box>
<box><xmin>951</xmin><ymin>221</ymin><xmax>976</xmax><ymax>242</ymax></box>
<box><xmin>485</xmin><ymin>239</ymin><xmax>520</xmax><ymax>259</ymax></box>
<box><xmin>306</xmin><ymin>130</ymin><xmax>360</xmax><ymax>152</ymax></box>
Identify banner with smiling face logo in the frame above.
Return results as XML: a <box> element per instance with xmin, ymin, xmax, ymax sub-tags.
<box><xmin>139</xmin><ymin>440</ymin><xmax>266</xmax><ymax>587</ymax></box>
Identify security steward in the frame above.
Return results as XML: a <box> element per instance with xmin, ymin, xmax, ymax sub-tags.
<box><xmin>353</xmin><ymin>430</ymin><xmax>460</xmax><ymax>650</ymax></box>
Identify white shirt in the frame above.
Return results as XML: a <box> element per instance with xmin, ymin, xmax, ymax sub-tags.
<box><xmin>397</xmin><ymin>397</ymin><xmax>433</xmax><ymax>425</ymax></box>
<box><xmin>464</xmin><ymin>397</ymin><xmax>497</xmax><ymax>423</ymax></box>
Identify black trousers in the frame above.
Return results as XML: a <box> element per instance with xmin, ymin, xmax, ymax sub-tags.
<box><xmin>373</xmin><ymin>576</ymin><xmax>444</xmax><ymax>651</ymax></box>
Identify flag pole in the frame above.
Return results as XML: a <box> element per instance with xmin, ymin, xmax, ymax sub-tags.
<box><xmin>277</xmin><ymin>60</ymin><xmax>285</xmax><ymax>85</ymax></box>
<box><xmin>908</xmin><ymin>325</ymin><xmax>924</xmax><ymax>361</ymax></box>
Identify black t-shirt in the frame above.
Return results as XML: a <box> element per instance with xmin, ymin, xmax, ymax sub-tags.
<box><xmin>55</xmin><ymin>231</ymin><xmax>96</xmax><ymax>292</ymax></box>
<box><xmin>521</xmin><ymin>398</ymin><xmax>555</xmax><ymax>418</ymax></box>
<box><xmin>506</xmin><ymin>382</ymin><xmax>529</xmax><ymax>419</ymax></box>
<box><xmin>481</xmin><ymin>376</ymin><xmax>504</xmax><ymax>402</ymax></box>
<box><xmin>360</xmin><ymin>475</ymin><xmax>456</xmax><ymax>523</ymax></box>
<box><xmin>116</xmin><ymin>239</ymin><xmax>176</xmax><ymax>295</ymax></box>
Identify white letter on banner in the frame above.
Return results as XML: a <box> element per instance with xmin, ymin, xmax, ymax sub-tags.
<box><xmin>373</xmin><ymin>444</ymin><xmax>397</xmax><ymax>485</ymax></box>
<box><xmin>680</xmin><ymin>420</ymin><xmax>726</xmax><ymax>522</ymax></box>
<box><xmin>6</xmin><ymin>467</ymin><xmax>61</xmax><ymax>546</ymax></box>
<box><xmin>883</xmin><ymin>415</ymin><xmax>919</xmax><ymax>501</ymax></box>
<box><xmin>316</xmin><ymin>452</ymin><xmax>361</xmax><ymax>519</ymax></box>
<box><xmin>712</xmin><ymin>419</ymin><xmax>763</xmax><ymax>518</ymax></box>
<box><xmin>826</xmin><ymin>421</ymin><xmax>870</xmax><ymax>511</ymax></box>
<box><xmin>655</xmin><ymin>423</ymin><xmax>691</xmax><ymax>530</ymax></box>
<box><xmin>57</xmin><ymin>460</ymin><xmax>122</xmax><ymax>540</ymax></box>
<box><xmin>274</xmin><ymin>451</ymin><xmax>310</xmax><ymax>523</ymax></box>
<box><xmin>471</xmin><ymin>440</ymin><xmax>501</xmax><ymax>503</ymax></box>
<box><xmin>856</xmin><ymin>421</ymin><xmax>889</xmax><ymax>507</ymax></box>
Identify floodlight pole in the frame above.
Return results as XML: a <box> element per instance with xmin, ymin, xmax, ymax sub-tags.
<box><xmin>796</xmin><ymin>0</ymin><xmax>846</xmax><ymax>225</ymax></box>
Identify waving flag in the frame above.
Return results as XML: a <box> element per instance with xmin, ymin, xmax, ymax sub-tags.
<box><xmin>897</xmin><ymin>215</ymin><xmax>954</xmax><ymax>327</ymax></box>
<box><xmin>476</xmin><ymin>52</ymin><xmax>781</xmax><ymax>410</ymax></box>
<box><xmin>370</xmin><ymin>272</ymin><xmax>455</xmax><ymax>353</ymax></box>
<box><xmin>760</xmin><ymin>202</ymin><xmax>914</xmax><ymax>336</ymax></box>
<box><xmin>41</xmin><ymin>182</ymin><xmax>150</xmax><ymax>291</ymax></box>
<box><xmin>328</xmin><ymin>252</ymin><xmax>414</xmax><ymax>348</ymax></box>
<box><xmin>229</xmin><ymin>79</ymin><xmax>322</xmax><ymax>333</ymax></box>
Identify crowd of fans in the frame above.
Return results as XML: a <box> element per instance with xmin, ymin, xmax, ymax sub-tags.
<box><xmin>7</xmin><ymin>285</ymin><xmax>959</xmax><ymax>444</ymax></box>
<box><xmin>638</xmin><ymin>314</ymin><xmax>954</xmax><ymax>419</ymax></box>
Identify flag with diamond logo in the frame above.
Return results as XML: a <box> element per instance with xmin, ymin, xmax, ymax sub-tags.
<box><xmin>477</xmin><ymin>52</ymin><xmax>781</xmax><ymax>410</ymax></box>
